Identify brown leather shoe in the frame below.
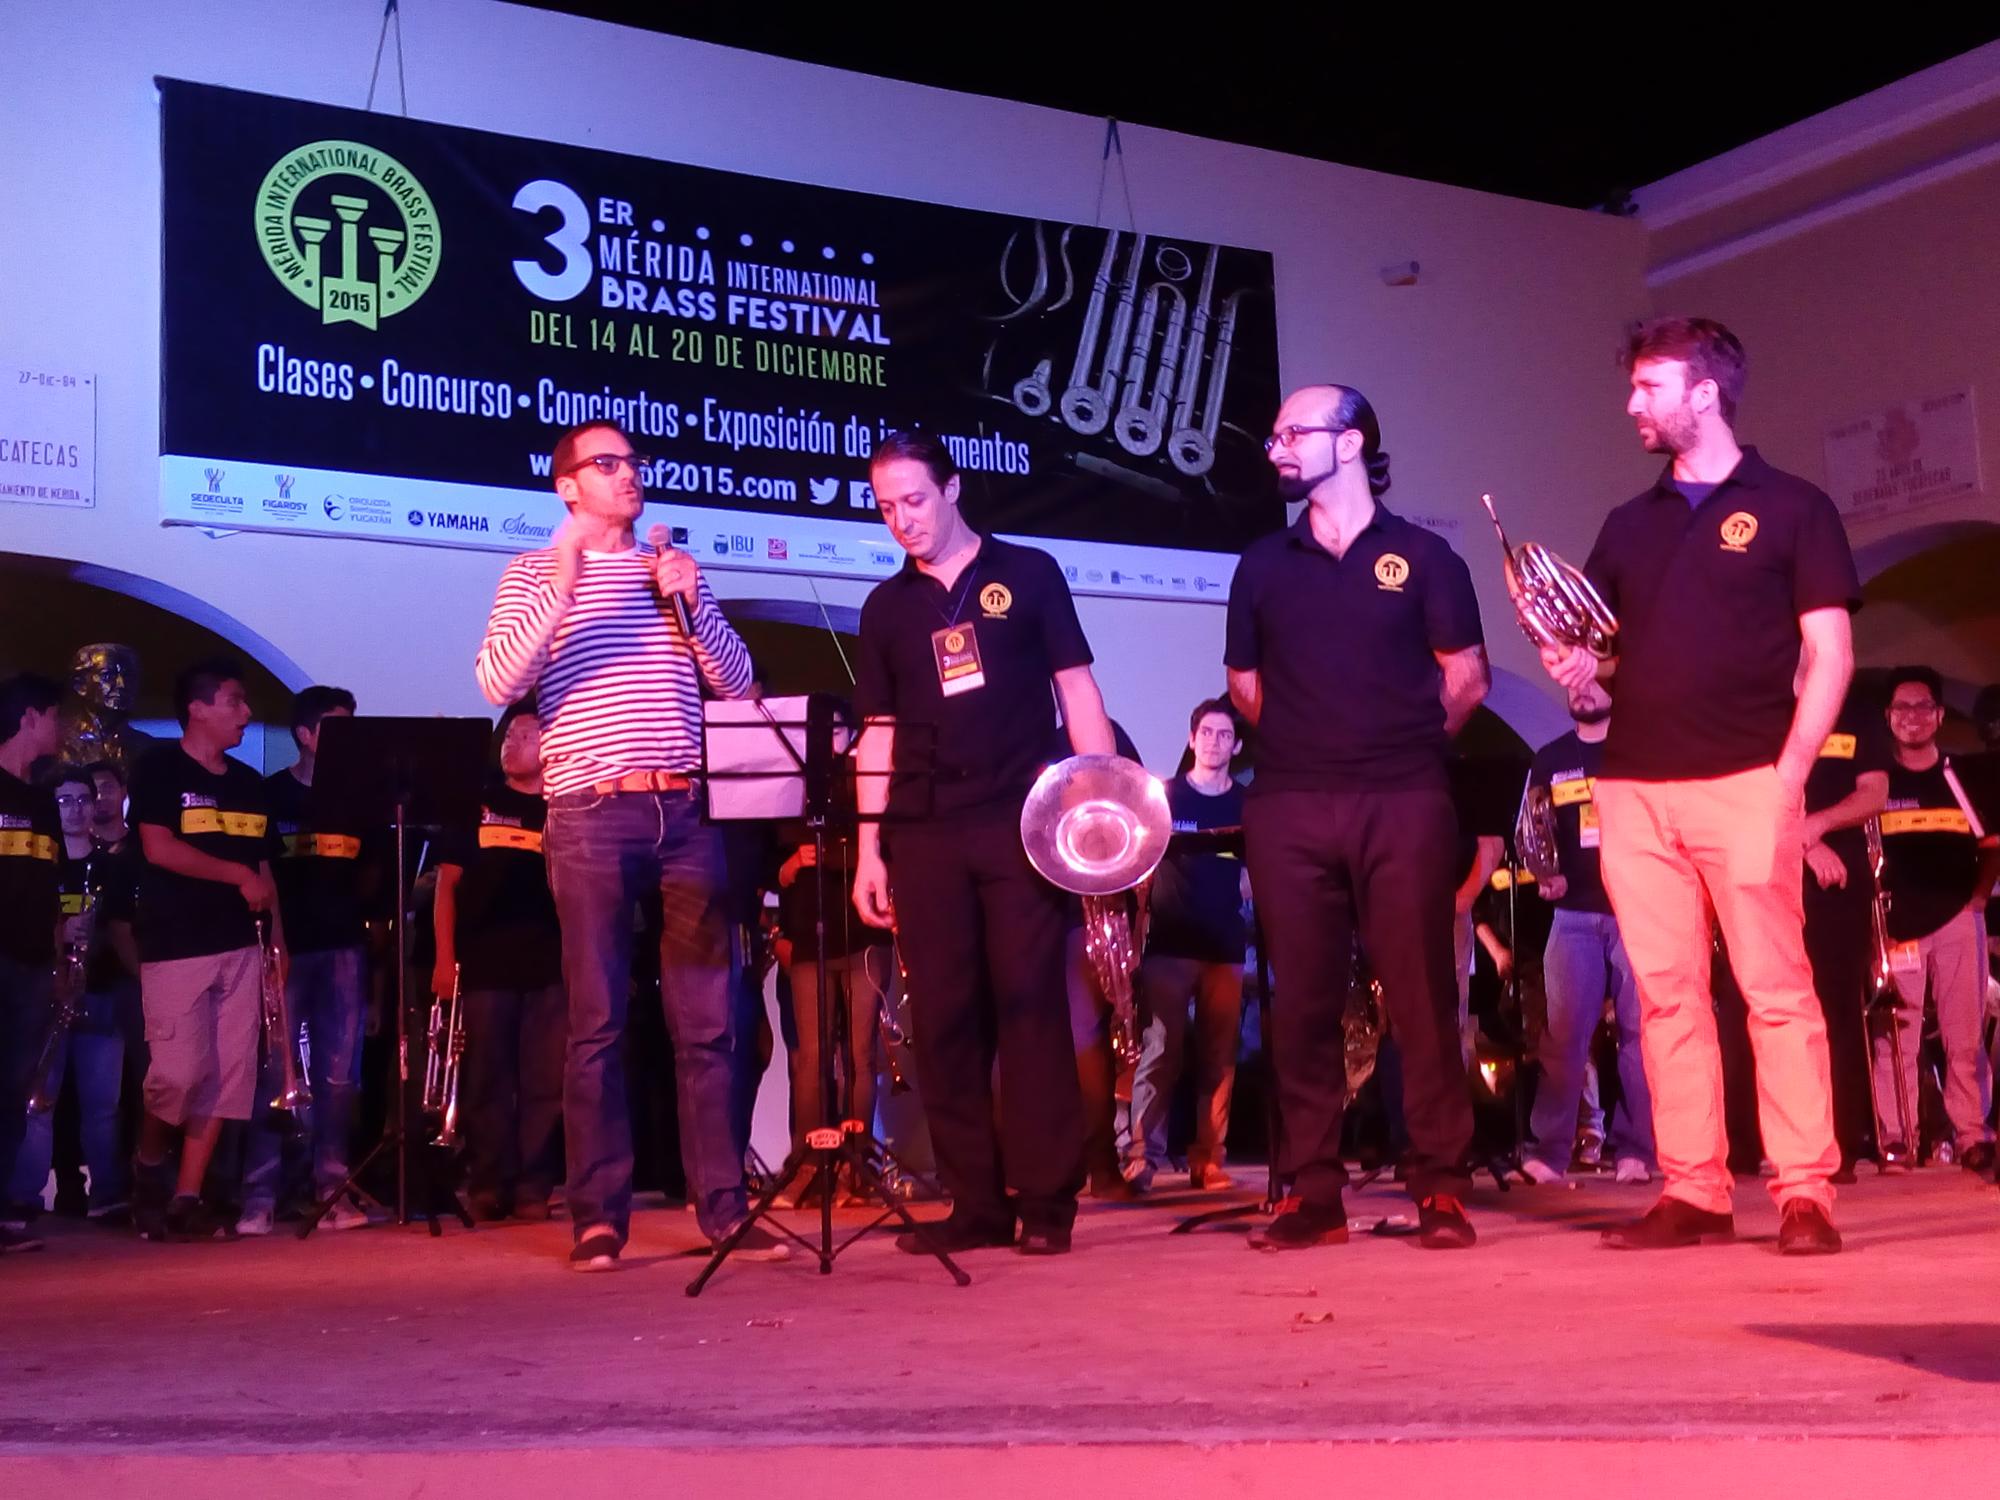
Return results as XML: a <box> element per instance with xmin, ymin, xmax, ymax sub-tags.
<box><xmin>1777</xmin><ymin>1199</ymin><xmax>1841</xmax><ymax>1256</ymax></box>
<box><xmin>1601</xmin><ymin>1196</ymin><xmax>1735</xmax><ymax>1249</ymax></box>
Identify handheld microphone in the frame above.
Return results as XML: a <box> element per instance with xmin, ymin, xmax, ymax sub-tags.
<box><xmin>646</xmin><ymin>524</ymin><xmax>694</xmax><ymax>637</ymax></box>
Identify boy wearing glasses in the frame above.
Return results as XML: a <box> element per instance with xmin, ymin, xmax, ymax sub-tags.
<box><xmin>1874</xmin><ymin>665</ymin><xmax>2000</xmax><ymax>1174</ymax></box>
<box><xmin>477</xmin><ymin>420</ymin><xmax>782</xmax><ymax>1272</ymax></box>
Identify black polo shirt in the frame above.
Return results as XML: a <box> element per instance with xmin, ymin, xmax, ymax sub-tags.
<box><xmin>0</xmin><ymin>767</ymin><xmax>61</xmax><ymax>967</ymax></box>
<box><xmin>1878</xmin><ymin>758</ymin><xmax>1995</xmax><ymax>943</ymax></box>
<box><xmin>266</xmin><ymin>769</ymin><xmax>368</xmax><ymax>954</ymax></box>
<box><xmin>1584</xmin><ymin>448</ymin><xmax>1859</xmax><ymax>782</ymax></box>
<box><xmin>855</xmin><ymin>534</ymin><xmax>1093</xmax><ymax>821</ymax></box>
<box><xmin>131</xmin><ymin>743</ymin><xmax>275</xmax><ymax>963</ymax></box>
<box><xmin>1224</xmin><ymin>503</ymin><xmax>1483</xmax><ymax>793</ymax></box>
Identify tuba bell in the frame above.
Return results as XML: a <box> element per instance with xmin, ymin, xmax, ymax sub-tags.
<box><xmin>1480</xmin><ymin>492</ymin><xmax>1619</xmax><ymax>659</ymax></box>
<box><xmin>1021</xmin><ymin>753</ymin><xmax>1173</xmax><ymax>1068</ymax></box>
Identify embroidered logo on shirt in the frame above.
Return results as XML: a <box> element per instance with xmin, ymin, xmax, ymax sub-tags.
<box><xmin>1719</xmin><ymin>512</ymin><xmax>1758</xmax><ymax>552</ymax></box>
<box><xmin>1374</xmin><ymin>554</ymin><xmax>1410</xmax><ymax>591</ymax></box>
<box><xmin>979</xmin><ymin>583</ymin><xmax>1013</xmax><ymax>619</ymax></box>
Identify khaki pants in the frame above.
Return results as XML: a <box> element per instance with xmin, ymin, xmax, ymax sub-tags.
<box><xmin>1596</xmin><ymin>766</ymin><xmax>1838</xmax><ymax>1215</ymax></box>
<box><xmin>1874</xmin><ymin>907</ymin><xmax>1993</xmax><ymax>1152</ymax></box>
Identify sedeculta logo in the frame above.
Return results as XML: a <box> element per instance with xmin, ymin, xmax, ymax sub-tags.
<box><xmin>256</xmin><ymin>140</ymin><xmax>440</xmax><ymax>329</ymax></box>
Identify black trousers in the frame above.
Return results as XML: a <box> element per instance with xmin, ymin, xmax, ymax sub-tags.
<box><xmin>887</xmin><ymin>813</ymin><xmax>1084</xmax><ymax>1231</ymax></box>
<box><xmin>1244</xmin><ymin>786</ymin><xmax>1472</xmax><ymax>1203</ymax></box>
<box><xmin>461</xmin><ymin>983</ymin><xmax>567</xmax><ymax>1211</ymax></box>
<box><xmin>1803</xmin><ymin>877</ymin><xmax>1878</xmax><ymax>1161</ymax></box>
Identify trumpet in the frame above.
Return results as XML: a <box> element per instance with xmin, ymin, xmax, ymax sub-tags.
<box><xmin>1480</xmin><ymin>492</ymin><xmax>1618</xmax><ymax>659</ymax></box>
<box><xmin>256</xmin><ymin>913</ymin><xmax>313</xmax><ymax>1123</ymax></box>
<box><xmin>1021</xmin><ymin>754</ymin><xmax>1172</xmax><ymax>1068</ymax></box>
<box><xmin>423</xmin><ymin>963</ymin><xmax>466</xmax><ymax>1149</ymax></box>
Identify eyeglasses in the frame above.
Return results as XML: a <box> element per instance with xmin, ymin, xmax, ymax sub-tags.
<box><xmin>1263</xmin><ymin>424</ymin><xmax>1346</xmax><ymax>454</ymax></box>
<box><xmin>1889</xmin><ymin>701</ymin><xmax>1941</xmax><ymax>716</ymax></box>
<box><xmin>563</xmin><ymin>452</ymin><xmax>652</xmax><ymax>477</ymax></box>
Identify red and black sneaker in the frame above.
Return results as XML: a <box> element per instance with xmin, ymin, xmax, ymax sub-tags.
<box><xmin>1246</xmin><ymin>1195</ymin><xmax>1349</xmax><ymax>1251</ymax></box>
<box><xmin>1417</xmin><ymin>1194</ymin><xmax>1477</xmax><ymax>1249</ymax></box>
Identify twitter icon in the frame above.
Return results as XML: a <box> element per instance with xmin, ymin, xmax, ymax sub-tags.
<box><xmin>808</xmin><ymin>477</ymin><xmax>839</xmax><ymax>506</ymax></box>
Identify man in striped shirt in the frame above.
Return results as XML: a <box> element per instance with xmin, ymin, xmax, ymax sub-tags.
<box><xmin>476</xmin><ymin>419</ymin><xmax>785</xmax><ymax>1271</ymax></box>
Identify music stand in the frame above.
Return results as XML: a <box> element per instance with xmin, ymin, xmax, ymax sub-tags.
<box><xmin>687</xmin><ymin>694</ymin><xmax>968</xmax><ymax>1293</ymax></box>
<box><xmin>296</xmin><ymin>715</ymin><xmax>488</xmax><ymax>1237</ymax></box>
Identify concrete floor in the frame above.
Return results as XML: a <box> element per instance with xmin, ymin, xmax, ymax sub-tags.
<box><xmin>3</xmin><ymin>1167</ymin><xmax>1998</xmax><ymax>1496</ymax></box>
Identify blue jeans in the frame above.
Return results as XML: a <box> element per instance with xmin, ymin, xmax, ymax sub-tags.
<box><xmin>7</xmin><ymin>987</ymin><xmax>127</xmax><ymax>1213</ymax></box>
<box><xmin>1531</xmin><ymin>908</ymin><xmax>1655</xmax><ymax>1171</ymax></box>
<box><xmin>241</xmin><ymin>946</ymin><xmax>365</xmax><ymax>1212</ymax></box>
<box><xmin>545</xmin><ymin>788</ymin><xmax>742</xmax><ymax>1244</ymax></box>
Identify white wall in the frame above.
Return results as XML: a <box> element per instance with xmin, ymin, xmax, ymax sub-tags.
<box><xmin>0</xmin><ymin>0</ymin><xmax>1650</xmax><ymax>766</ymax></box>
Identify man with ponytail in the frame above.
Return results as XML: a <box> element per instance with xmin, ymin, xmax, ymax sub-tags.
<box><xmin>1225</xmin><ymin>384</ymin><xmax>1491</xmax><ymax>1251</ymax></box>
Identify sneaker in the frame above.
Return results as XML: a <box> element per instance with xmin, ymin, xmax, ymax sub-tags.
<box><xmin>1880</xmin><ymin>1140</ymin><xmax>1913</xmax><ymax>1174</ymax></box>
<box><xmin>164</xmin><ymin>1195</ymin><xmax>218</xmax><ymax>1242</ymax></box>
<box><xmin>1189</xmin><ymin>1161</ymin><xmax>1236</xmax><ymax>1192</ymax></box>
<box><xmin>1614</xmin><ymin>1157</ymin><xmax>1651</xmax><ymax>1185</ymax></box>
<box><xmin>323</xmin><ymin>1199</ymin><xmax>369</xmax><ymax>1232</ymax></box>
<box><xmin>715</xmin><ymin>1222</ymin><xmax>792</xmax><ymax>1262</ymax></box>
<box><xmin>1777</xmin><ymin>1199</ymin><xmax>1841</xmax><ymax>1256</ymax></box>
<box><xmin>0</xmin><ymin>1224</ymin><xmax>45</xmax><ymax>1254</ymax></box>
<box><xmin>1246</xmin><ymin>1196</ymin><xmax>1349</xmax><ymax>1251</ymax></box>
<box><xmin>1417</xmin><ymin>1194</ymin><xmax>1476</xmax><ymax>1250</ymax></box>
<box><xmin>772</xmin><ymin>1168</ymin><xmax>824</xmax><ymax>1210</ymax></box>
<box><xmin>568</xmin><ymin>1231</ymin><xmax>622</xmax><ymax>1272</ymax></box>
<box><xmin>235</xmin><ymin>1206</ymin><xmax>275</xmax><ymax>1238</ymax></box>
<box><xmin>1601</xmin><ymin>1196</ymin><xmax>1734</xmax><ymax>1250</ymax></box>
<box><xmin>1521</xmin><ymin>1158</ymin><xmax>1565</xmax><ymax>1185</ymax></box>
<box><xmin>1572</xmin><ymin>1129</ymin><xmax>1605</xmax><ymax>1169</ymax></box>
<box><xmin>1123</xmin><ymin>1161</ymin><xmax>1156</xmax><ymax>1194</ymax></box>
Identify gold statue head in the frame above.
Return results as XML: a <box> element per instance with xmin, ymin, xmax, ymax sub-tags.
<box><xmin>69</xmin><ymin>643</ymin><xmax>139</xmax><ymax>714</ymax></box>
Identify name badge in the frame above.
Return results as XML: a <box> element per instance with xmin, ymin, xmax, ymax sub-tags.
<box><xmin>931</xmin><ymin>623</ymin><xmax>986</xmax><ymax>697</ymax></box>
<box><xmin>1888</xmin><ymin>940</ymin><xmax>1922</xmax><ymax>979</ymax></box>
<box><xmin>1578</xmin><ymin>801</ymin><xmax>1601</xmax><ymax>850</ymax></box>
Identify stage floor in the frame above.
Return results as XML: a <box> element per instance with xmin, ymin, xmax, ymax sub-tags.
<box><xmin>4</xmin><ymin>1166</ymin><xmax>1998</xmax><ymax>1496</ymax></box>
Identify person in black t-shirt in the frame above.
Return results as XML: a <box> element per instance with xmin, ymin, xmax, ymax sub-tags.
<box><xmin>239</xmin><ymin>686</ymin><xmax>370</xmax><ymax>1234</ymax></box>
<box><xmin>1872</xmin><ymin>667</ymin><xmax>2000</xmax><ymax>1173</ymax></box>
<box><xmin>1520</xmin><ymin>682</ymin><xmax>1656</xmax><ymax>1187</ymax></box>
<box><xmin>1797</xmin><ymin>689</ymin><xmax>1892</xmax><ymax>1173</ymax></box>
<box><xmin>1127</xmin><ymin>699</ymin><xmax>1248</xmax><ymax>1192</ymax></box>
<box><xmin>0</xmin><ymin>673</ymin><xmax>64</xmax><ymax>1254</ymax></box>
<box><xmin>1226</xmin><ymin>384</ymin><xmax>1489</xmax><ymax>1252</ymax></box>
<box><xmin>852</xmin><ymin>432</ymin><xmax>1115</xmax><ymax>1256</ymax></box>
<box><xmin>432</xmin><ymin>701</ymin><xmax>566</xmax><ymax>1221</ymax></box>
<box><xmin>128</xmin><ymin>658</ymin><xmax>283</xmax><ymax>1242</ymax></box>
<box><xmin>4</xmin><ymin>768</ymin><xmax>134</xmax><ymax>1226</ymax></box>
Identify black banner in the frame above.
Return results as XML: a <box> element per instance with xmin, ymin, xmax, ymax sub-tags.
<box><xmin>158</xmin><ymin>80</ymin><xmax>1282</xmax><ymax>601</ymax></box>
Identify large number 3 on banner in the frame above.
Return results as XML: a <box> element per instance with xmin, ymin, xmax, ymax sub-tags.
<box><xmin>512</xmin><ymin>179</ymin><xmax>592</xmax><ymax>301</ymax></box>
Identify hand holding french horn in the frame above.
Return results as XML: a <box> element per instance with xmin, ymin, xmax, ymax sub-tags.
<box><xmin>1478</xmin><ymin>493</ymin><xmax>1618</xmax><ymax>693</ymax></box>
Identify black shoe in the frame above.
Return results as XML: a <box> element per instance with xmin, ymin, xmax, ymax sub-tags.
<box><xmin>1017</xmin><ymin>1224</ymin><xmax>1072</xmax><ymax>1256</ymax></box>
<box><xmin>164</xmin><ymin>1195</ymin><xmax>219</xmax><ymax>1242</ymax></box>
<box><xmin>1417</xmin><ymin>1194</ymin><xmax>1476</xmax><ymax>1250</ymax></box>
<box><xmin>1246</xmin><ymin>1196</ymin><xmax>1349</xmax><ymax>1251</ymax></box>
<box><xmin>1602</xmin><ymin>1196</ymin><xmax>1735</xmax><ymax>1249</ymax></box>
<box><xmin>568</xmin><ymin>1231</ymin><xmax>622</xmax><ymax>1272</ymax></box>
<box><xmin>1830</xmin><ymin>1159</ymin><xmax>1859</xmax><ymax>1185</ymax></box>
<box><xmin>1959</xmin><ymin>1142</ymin><xmax>1996</xmax><ymax>1178</ymax></box>
<box><xmin>1777</xmin><ymin>1199</ymin><xmax>1842</xmax><ymax>1256</ymax></box>
<box><xmin>896</xmin><ymin>1214</ymin><xmax>1014</xmax><ymax>1255</ymax></box>
<box><xmin>1880</xmin><ymin>1140</ymin><xmax>1913</xmax><ymax>1173</ymax></box>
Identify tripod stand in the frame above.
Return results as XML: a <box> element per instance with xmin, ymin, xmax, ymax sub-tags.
<box><xmin>688</xmin><ymin>695</ymin><xmax>968</xmax><ymax>1292</ymax></box>
<box><xmin>296</xmin><ymin>717</ymin><xmax>486</xmax><ymax>1238</ymax></box>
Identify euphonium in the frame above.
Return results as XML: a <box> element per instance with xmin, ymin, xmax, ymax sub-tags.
<box><xmin>256</xmin><ymin>913</ymin><xmax>313</xmax><ymax>1123</ymax></box>
<box><xmin>1480</xmin><ymin>492</ymin><xmax>1619</xmax><ymax>659</ymax></box>
<box><xmin>1021</xmin><ymin>754</ymin><xmax>1173</xmax><ymax>1068</ymax></box>
<box><xmin>424</xmin><ymin>963</ymin><xmax>466</xmax><ymax>1148</ymax></box>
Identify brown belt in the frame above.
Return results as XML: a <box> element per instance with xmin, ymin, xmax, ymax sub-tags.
<box><xmin>588</xmin><ymin>770</ymin><xmax>695</xmax><ymax>796</ymax></box>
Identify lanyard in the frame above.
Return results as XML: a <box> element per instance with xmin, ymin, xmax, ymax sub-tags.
<box><xmin>926</xmin><ymin>558</ymin><xmax>981</xmax><ymax>630</ymax></box>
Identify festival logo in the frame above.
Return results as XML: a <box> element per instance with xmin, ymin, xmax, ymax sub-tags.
<box><xmin>1374</xmin><ymin>553</ymin><xmax>1409</xmax><ymax>591</ymax></box>
<box><xmin>979</xmin><ymin>582</ymin><xmax>1013</xmax><ymax>618</ymax></box>
<box><xmin>256</xmin><ymin>139</ymin><xmax>440</xmax><ymax>329</ymax></box>
<box><xmin>1719</xmin><ymin>512</ymin><xmax>1758</xmax><ymax>553</ymax></box>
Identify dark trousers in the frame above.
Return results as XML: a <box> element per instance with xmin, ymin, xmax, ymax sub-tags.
<box><xmin>1244</xmin><ymin>786</ymin><xmax>1472</xmax><ymax>1203</ymax></box>
<box><xmin>545</xmin><ymin>789</ymin><xmax>742</xmax><ymax>1245</ymax></box>
<box><xmin>887</xmin><ymin>814</ymin><xmax>1084</xmax><ymax>1232</ymax></box>
<box><xmin>1803</xmin><ymin>878</ymin><xmax>1877</xmax><ymax>1162</ymax></box>
<box><xmin>461</xmin><ymin>982</ymin><xmax>567</xmax><ymax>1211</ymax></box>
